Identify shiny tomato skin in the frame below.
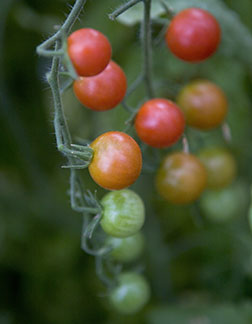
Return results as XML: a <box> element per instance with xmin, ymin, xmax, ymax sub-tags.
<box><xmin>88</xmin><ymin>131</ymin><xmax>142</xmax><ymax>190</ymax></box>
<box><xmin>198</xmin><ymin>147</ymin><xmax>237</xmax><ymax>189</ymax></box>
<box><xmin>156</xmin><ymin>152</ymin><xmax>207</xmax><ymax>204</ymax></box>
<box><xmin>73</xmin><ymin>61</ymin><xmax>127</xmax><ymax>111</ymax></box>
<box><xmin>166</xmin><ymin>8</ymin><xmax>221</xmax><ymax>62</ymax></box>
<box><xmin>134</xmin><ymin>98</ymin><xmax>185</xmax><ymax>148</ymax></box>
<box><xmin>67</xmin><ymin>28</ymin><xmax>112</xmax><ymax>77</ymax></box>
<box><xmin>176</xmin><ymin>80</ymin><xmax>228</xmax><ymax>130</ymax></box>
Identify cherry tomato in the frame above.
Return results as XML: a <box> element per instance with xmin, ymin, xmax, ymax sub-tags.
<box><xmin>134</xmin><ymin>98</ymin><xmax>185</xmax><ymax>148</ymax></box>
<box><xmin>88</xmin><ymin>131</ymin><xmax>142</xmax><ymax>190</ymax></box>
<box><xmin>198</xmin><ymin>147</ymin><xmax>237</xmax><ymax>189</ymax></box>
<box><xmin>176</xmin><ymin>80</ymin><xmax>228</xmax><ymax>130</ymax></box>
<box><xmin>165</xmin><ymin>8</ymin><xmax>221</xmax><ymax>62</ymax></box>
<box><xmin>106</xmin><ymin>232</ymin><xmax>145</xmax><ymax>262</ymax></box>
<box><xmin>67</xmin><ymin>28</ymin><xmax>112</xmax><ymax>77</ymax></box>
<box><xmin>73</xmin><ymin>61</ymin><xmax>127</xmax><ymax>111</ymax></box>
<box><xmin>109</xmin><ymin>272</ymin><xmax>150</xmax><ymax>314</ymax></box>
<box><xmin>101</xmin><ymin>189</ymin><xmax>145</xmax><ymax>238</ymax></box>
<box><xmin>200</xmin><ymin>182</ymin><xmax>249</xmax><ymax>222</ymax></box>
<box><xmin>156</xmin><ymin>152</ymin><xmax>207</xmax><ymax>204</ymax></box>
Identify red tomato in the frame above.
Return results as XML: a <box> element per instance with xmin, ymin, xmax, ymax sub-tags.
<box><xmin>165</xmin><ymin>8</ymin><xmax>221</xmax><ymax>62</ymax></box>
<box><xmin>134</xmin><ymin>98</ymin><xmax>185</xmax><ymax>148</ymax></box>
<box><xmin>156</xmin><ymin>152</ymin><xmax>207</xmax><ymax>204</ymax></box>
<box><xmin>73</xmin><ymin>61</ymin><xmax>127</xmax><ymax>111</ymax></box>
<box><xmin>88</xmin><ymin>131</ymin><xmax>142</xmax><ymax>190</ymax></box>
<box><xmin>67</xmin><ymin>28</ymin><xmax>112</xmax><ymax>77</ymax></box>
<box><xmin>176</xmin><ymin>80</ymin><xmax>228</xmax><ymax>130</ymax></box>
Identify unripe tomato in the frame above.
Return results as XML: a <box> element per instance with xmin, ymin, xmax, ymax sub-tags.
<box><xmin>73</xmin><ymin>61</ymin><xmax>127</xmax><ymax>111</ymax></box>
<box><xmin>134</xmin><ymin>98</ymin><xmax>185</xmax><ymax>148</ymax></box>
<box><xmin>200</xmin><ymin>182</ymin><xmax>249</xmax><ymax>222</ymax></box>
<box><xmin>67</xmin><ymin>28</ymin><xmax>112</xmax><ymax>77</ymax></box>
<box><xmin>101</xmin><ymin>190</ymin><xmax>145</xmax><ymax>238</ymax></box>
<box><xmin>106</xmin><ymin>232</ymin><xmax>145</xmax><ymax>262</ymax></box>
<box><xmin>156</xmin><ymin>152</ymin><xmax>207</xmax><ymax>204</ymax></box>
<box><xmin>109</xmin><ymin>272</ymin><xmax>150</xmax><ymax>314</ymax></box>
<box><xmin>176</xmin><ymin>80</ymin><xmax>228</xmax><ymax>130</ymax></box>
<box><xmin>165</xmin><ymin>8</ymin><xmax>221</xmax><ymax>62</ymax></box>
<box><xmin>88</xmin><ymin>131</ymin><xmax>142</xmax><ymax>190</ymax></box>
<box><xmin>198</xmin><ymin>147</ymin><xmax>237</xmax><ymax>189</ymax></box>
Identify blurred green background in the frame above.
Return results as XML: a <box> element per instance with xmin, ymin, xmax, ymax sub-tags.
<box><xmin>1</xmin><ymin>0</ymin><xmax>252</xmax><ymax>323</ymax></box>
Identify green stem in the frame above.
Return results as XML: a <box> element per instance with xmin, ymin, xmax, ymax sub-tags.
<box><xmin>142</xmin><ymin>0</ymin><xmax>155</xmax><ymax>98</ymax></box>
<box><xmin>36</xmin><ymin>0</ymin><xmax>86</xmax><ymax>56</ymax></box>
<box><xmin>109</xmin><ymin>0</ymin><xmax>142</xmax><ymax>20</ymax></box>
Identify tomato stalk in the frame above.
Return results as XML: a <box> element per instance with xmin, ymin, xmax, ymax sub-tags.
<box><xmin>142</xmin><ymin>0</ymin><xmax>155</xmax><ymax>98</ymax></box>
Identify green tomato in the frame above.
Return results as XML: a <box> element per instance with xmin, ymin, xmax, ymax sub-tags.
<box><xmin>200</xmin><ymin>182</ymin><xmax>249</xmax><ymax>222</ymax></box>
<box><xmin>109</xmin><ymin>272</ymin><xmax>150</xmax><ymax>314</ymax></box>
<box><xmin>101</xmin><ymin>189</ymin><xmax>145</xmax><ymax>238</ymax></box>
<box><xmin>198</xmin><ymin>147</ymin><xmax>237</xmax><ymax>189</ymax></box>
<box><xmin>106</xmin><ymin>232</ymin><xmax>145</xmax><ymax>263</ymax></box>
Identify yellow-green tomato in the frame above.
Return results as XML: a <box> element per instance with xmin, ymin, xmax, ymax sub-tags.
<box><xmin>106</xmin><ymin>232</ymin><xmax>145</xmax><ymax>263</ymax></box>
<box><xmin>109</xmin><ymin>272</ymin><xmax>150</xmax><ymax>314</ymax></box>
<box><xmin>100</xmin><ymin>189</ymin><xmax>145</xmax><ymax>238</ymax></box>
<box><xmin>198</xmin><ymin>147</ymin><xmax>237</xmax><ymax>189</ymax></box>
<box><xmin>156</xmin><ymin>152</ymin><xmax>207</xmax><ymax>204</ymax></box>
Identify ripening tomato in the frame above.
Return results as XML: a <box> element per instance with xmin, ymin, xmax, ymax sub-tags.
<box><xmin>198</xmin><ymin>147</ymin><xmax>237</xmax><ymax>189</ymax></box>
<box><xmin>67</xmin><ymin>28</ymin><xmax>112</xmax><ymax>77</ymax></box>
<box><xmin>88</xmin><ymin>131</ymin><xmax>142</xmax><ymax>190</ymax></box>
<box><xmin>156</xmin><ymin>152</ymin><xmax>207</xmax><ymax>204</ymax></box>
<box><xmin>165</xmin><ymin>8</ymin><xmax>221</xmax><ymax>62</ymax></box>
<box><xmin>176</xmin><ymin>80</ymin><xmax>228</xmax><ymax>130</ymax></box>
<box><xmin>106</xmin><ymin>232</ymin><xmax>145</xmax><ymax>261</ymax></box>
<box><xmin>109</xmin><ymin>272</ymin><xmax>150</xmax><ymax>314</ymax></box>
<box><xmin>73</xmin><ymin>61</ymin><xmax>127</xmax><ymax>111</ymax></box>
<box><xmin>134</xmin><ymin>98</ymin><xmax>185</xmax><ymax>148</ymax></box>
<box><xmin>101</xmin><ymin>190</ymin><xmax>145</xmax><ymax>238</ymax></box>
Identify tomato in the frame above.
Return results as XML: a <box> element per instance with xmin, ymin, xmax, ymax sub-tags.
<box><xmin>134</xmin><ymin>98</ymin><xmax>185</xmax><ymax>148</ymax></box>
<box><xmin>165</xmin><ymin>8</ymin><xmax>221</xmax><ymax>62</ymax></box>
<box><xmin>198</xmin><ymin>147</ymin><xmax>237</xmax><ymax>189</ymax></box>
<box><xmin>109</xmin><ymin>272</ymin><xmax>150</xmax><ymax>314</ymax></box>
<box><xmin>176</xmin><ymin>80</ymin><xmax>228</xmax><ymax>130</ymax></box>
<box><xmin>67</xmin><ymin>28</ymin><xmax>112</xmax><ymax>77</ymax></box>
<box><xmin>88</xmin><ymin>131</ymin><xmax>142</xmax><ymax>190</ymax></box>
<box><xmin>156</xmin><ymin>152</ymin><xmax>207</xmax><ymax>204</ymax></box>
<box><xmin>73</xmin><ymin>61</ymin><xmax>127</xmax><ymax>111</ymax></box>
<box><xmin>101</xmin><ymin>189</ymin><xmax>145</xmax><ymax>238</ymax></box>
<box><xmin>106</xmin><ymin>232</ymin><xmax>145</xmax><ymax>262</ymax></box>
<box><xmin>200</xmin><ymin>182</ymin><xmax>249</xmax><ymax>222</ymax></box>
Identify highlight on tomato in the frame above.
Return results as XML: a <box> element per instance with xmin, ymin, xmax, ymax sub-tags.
<box><xmin>73</xmin><ymin>61</ymin><xmax>127</xmax><ymax>111</ymax></box>
<box><xmin>176</xmin><ymin>79</ymin><xmax>228</xmax><ymax>130</ymax></box>
<box><xmin>165</xmin><ymin>8</ymin><xmax>221</xmax><ymax>62</ymax></box>
<box><xmin>100</xmin><ymin>189</ymin><xmax>145</xmax><ymax>238</ymax></box>
<box><xmin>88</xmin><ymin>131</ymin><xmax>142</xmax><ymax>190</ymax></box>
<box><xmin>156</xmin><ymin>152</ymin><xmax>207</xmax><ymax>204</ymax></box>
<box><xmin>67</xmin><ymin>28</ymin><xmax>112</xmax><ymax>77</ymax></box>
<box><xmin>134</xmin><ymin>98</ymin><xmax>185</xmax><ymax>148</ymax></box>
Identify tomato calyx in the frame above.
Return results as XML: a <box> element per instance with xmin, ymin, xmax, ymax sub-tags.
<box><xmin>58</xmin><ymin>143</ymin><xmax>93</xmax><ymax>169</ymax></box>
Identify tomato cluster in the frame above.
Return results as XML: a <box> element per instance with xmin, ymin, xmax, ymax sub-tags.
<box><xmin>63</xmin><ymin>7</ymin><xmax>231</xmax><ymax>314</ymax></box>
